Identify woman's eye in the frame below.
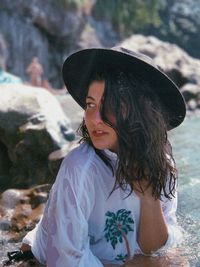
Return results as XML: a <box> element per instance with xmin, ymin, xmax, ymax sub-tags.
<box><xmin>86</xmin><ymin>102</ymin><xmax>95</xmax><ymax>109</ymax></box>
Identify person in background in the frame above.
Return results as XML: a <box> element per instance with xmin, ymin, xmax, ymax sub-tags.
<box><xmin>26</xmin><ymin>57</ymin><xmax>44</xmax><ymax>87</ymax></box>
<box><xmin>20</xmin><ymin>47</ymin><xmax>186</xmax><ymax>267</ymax></box>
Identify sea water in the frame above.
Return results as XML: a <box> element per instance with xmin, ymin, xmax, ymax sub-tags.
<box><xmin>169</xmin><ymin>115</ymin><xmax>200</xmax><ymax>266</ymax></box>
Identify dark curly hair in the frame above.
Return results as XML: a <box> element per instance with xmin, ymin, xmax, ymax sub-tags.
<box><xmin>77</xmin><ymin>68</ymin><xmax>177</xmax><ymax>200</ymax></box>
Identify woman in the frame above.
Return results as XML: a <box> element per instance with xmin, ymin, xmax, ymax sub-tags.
<box><xmin>20</xmin><ymin>47</ymin><xmax>186</xmax><ymax>266</ymax></box>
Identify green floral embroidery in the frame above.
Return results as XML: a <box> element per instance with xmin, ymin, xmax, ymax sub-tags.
<box><xmin>115</xmin><ymin>254</ymin><xmax>128</xmax><ymax>262</ymax></box>
<box><xmin>104</xmin><ymin>209</ymin><xmax>134</xmax><ymax>262</ymax></box>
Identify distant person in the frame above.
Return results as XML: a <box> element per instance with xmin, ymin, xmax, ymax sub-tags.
<box><xmin>8</xmin><ymin>47</ymin><xmax>186</xmax><ymax>266</ymax></box>
<box><xmin>26</xmin><ymin>57</ymin><xmax>44</xmax><ymax>87</ymax></box>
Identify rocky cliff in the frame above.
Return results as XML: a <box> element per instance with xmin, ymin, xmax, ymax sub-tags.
<box><xmin>0</xmin><ymin>0</ymin><xmax>85</xmax><ymax>87</ymax></box>
<box><xmin>1</xmin><ymin>0</ymin><xmax>200</xmax><ymax>88</ymax></box>
<box><xmin>0</xmin><ymin>0</ymin><xmax>118</xmax><ymax>88</ymax></box>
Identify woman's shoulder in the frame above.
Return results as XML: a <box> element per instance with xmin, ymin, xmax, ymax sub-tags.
<box><xmin>54</xmin><ymin>142</ymin><xmax>96</xmax><ymax>187</ymax></box>
<box><xmin>60</xmin><ymin>142</ymin><xmax>97</xmax><ymax>173</ymax></box>
<box><xmin>51</xmin><ymin>143</ymin><xmax>98</xmax><ymax>210</ymax></box>
<box><xmin>58</xmin><ymin>142</ymin><xmax>115</xmax><ymax>183</ymax></box>
<box><xmin>64</xmin><ymin>142</ymin><xmax>94</xmax><ymax>161</ymax></box>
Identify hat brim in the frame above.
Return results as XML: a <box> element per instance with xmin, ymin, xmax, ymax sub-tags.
<box><xmin>62</xmin><ymin>47</ymin><xmax>186</xmax><ymax>130</ymax></box>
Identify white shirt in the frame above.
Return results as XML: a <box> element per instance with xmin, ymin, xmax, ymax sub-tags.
<box><xmin>23</xmin><ymin>142</ymin><xmax>182</xmax><ymax>266</ymax></box>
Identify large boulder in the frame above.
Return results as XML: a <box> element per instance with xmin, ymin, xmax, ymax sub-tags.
<box><xmin>120</xmin><ymin>34</ymin><xmax>200</xmax><ymax>114</ymax></box>
<box><xmin>0</xmin><ymin>84</ymin><xmax>75</xmax><ymax>189</ymax></box>
<box><xmin>56</xmin><ymin>93</ymin><xmax>84</xmax><ymax>131</ymax></box>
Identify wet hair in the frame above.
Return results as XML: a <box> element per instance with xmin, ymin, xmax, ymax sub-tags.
<box><xmin>78</xmin><ymin>68</ymin><xmax>177</xmax><ymax>200</ymax></box>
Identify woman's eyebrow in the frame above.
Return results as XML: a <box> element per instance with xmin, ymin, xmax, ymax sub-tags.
<box><xmin>86</xmin><ymin>96</ymin><xmax>95</xmax><ymax>101</ymax></box>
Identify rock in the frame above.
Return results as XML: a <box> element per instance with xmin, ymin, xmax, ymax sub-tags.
<box><xmin>197</xmin><ymin>99</ymin><xmax>200</xmax><ymax>109</ymax></box>
<box><xmin>55</xmin><ymin>93</ymin><xmax>84</xmax><ymax>131</ymax></box>
<box><xmin>181</xmin><ymin>84</ymin><xmax>200</xmax><ymax>102</ymax></box>
<box><xmin>0</xmin><ymin>185</ymin><xmax>50</xmax><ymax>242</ymax></box>
<box><xmin>0</xmin><ymin>33</ymin><xmax>8</xmax><ymax>70</ymax></box>
<box><xmin>0</xmin><ymin>189</ymin><xmax>22</xmax><ymax>209</ymax></box>
<box><xmin>0</xmin><ymin>84</ymin><xmax>75</xmax><ymax>189</ymax></box>
<box><xmin>120</xmin><ymin>34</ymin><xmax>200</xmax><ymax>87</ymax></box>
<box><xmin>187</xmin><ymin>99</ymin><xmax>197</xmax><ymax>111</ymax></box>
<box><xmin>0</xmin><ymin>142</ymin><xmax>12</xmax><ymax>188</ymax></box>
<box><xmin>0</xmin><ymin>0</ymin><xmax>86</xmax><ymax>87</ymax></box>
<box><xmin>167</xmin><ymin>0</ymin><xmax>200</xmax><ymax>59</ymax></box>
<box><xmin>0</xmin><ymin>1</ymin><xmax>120</xmax><ymax>88</ymax></box>
<box><xmin>1</xmin><ymin>0</ymin><xmax>200</xmax><ymax>90</ymax></box>
<box><xmin>77</xmin><ymin>16</ymin><xmax>119</xmax><ymax>49</ymax></box>
<box><xmin>120</xmin><ymin>35</ymin><xmax>200</xmax><ymax>113</ymax></box>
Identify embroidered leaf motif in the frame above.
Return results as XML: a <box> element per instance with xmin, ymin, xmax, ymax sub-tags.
<box><xmin>105</xmin><ymin>211</ymin><xmax>115</xmax><ymax>217</ymax></box>
<box><xmin>115</xmin><ymin>254</ymin><xmax>128</xmax><ymax>262</ymax></box>
<box><xmin>104</xmin><ymin>209</ymin><xmax>134</xmax><ymax>262</ymax></box>
<box><xmin>128</xmin><ymin>217</ymin><xmax>134</xmax><ymax>223</ymax></box>
<box><xmin>111</xmin><ymin>238</ymin><xmax>118</xmax><ymax>249</ymax></box>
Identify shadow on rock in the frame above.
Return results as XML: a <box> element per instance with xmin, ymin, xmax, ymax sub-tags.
<box><xmin>0</xmin><ymin>84</ymin><xmax>76</xmax><ymax>190</ymax></box>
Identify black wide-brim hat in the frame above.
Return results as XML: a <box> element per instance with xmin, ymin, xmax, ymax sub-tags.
<box><xmin>62</xmin><ymin>47</ymin><xmax>186</xmax><ymax>130</ymax></box>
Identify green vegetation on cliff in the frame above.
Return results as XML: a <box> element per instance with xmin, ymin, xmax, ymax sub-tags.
<box><xmin>56</xmin><ymin>0</ymin><xmax>86</xmax><ymax>9</ymax></box>
<box><xmin>93</xmin><ymin>0</ymin><xmax>166</xmax><ymax>36</ymax></box>
<box><xmin>56</xmin><ymin>0</ymin><xmax>165</xmax><ymax>35</ymax></box>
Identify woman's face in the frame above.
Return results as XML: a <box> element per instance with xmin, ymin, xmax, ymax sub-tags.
<box><xmin>84</xmin><ymin>80</ymin><xmax>118</xmax><ymax>152</ymax></box>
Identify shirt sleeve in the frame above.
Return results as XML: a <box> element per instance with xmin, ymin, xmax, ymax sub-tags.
<box><xmin>24</xmin><ymin>154</ymin><xmax>104</xmax><ymax>267</ymax></box>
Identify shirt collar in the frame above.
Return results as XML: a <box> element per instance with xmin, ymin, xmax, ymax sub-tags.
<box><xmin>103</xmin><ymin>149</ymin><xmax>118</xmax><ymax>160</ymax></box>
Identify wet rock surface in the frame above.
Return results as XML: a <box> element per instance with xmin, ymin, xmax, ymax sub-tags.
<box><xmin>0</xmin><ymin>84</ymin><xmax>75</xmax><ymax>189</ymax></box>
<box><xmin>0</xmin><ymin>185</ymin><xmax>52</xmax><ymax>266</ymax></box>
<box><xmin>0</xmin><ymin>185</ymin><xmax>50</xmax><ymax>242</ymax></box>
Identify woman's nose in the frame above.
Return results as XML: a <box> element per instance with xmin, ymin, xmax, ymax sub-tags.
<box><xmin>92</xmin><ymin>109</ymin><xmax>103</xmax><ymax>124</ymax></box>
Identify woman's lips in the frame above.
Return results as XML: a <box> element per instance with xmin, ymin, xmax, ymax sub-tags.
<box><xmin>92</xmin><ymin>130</ymin><xmax>108</xmax><ymax>137</ymax></box>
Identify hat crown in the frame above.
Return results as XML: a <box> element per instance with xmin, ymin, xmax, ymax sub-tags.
<box><xmin>112</xmin><ymin>46</ymin><xmax>160</xmax><ymax>71</ymax></box>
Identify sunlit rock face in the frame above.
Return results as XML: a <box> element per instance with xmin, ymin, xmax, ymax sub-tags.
<box><xmin>0</xmin><ymin>185</ymin><xmax>50</xmax><ymax>242</ymax></box>
<box><xmin>120</xmin><ymin>34</ymin><xmax>200</xmax><ymax>115</ymax></box>
<box><xmin>0</xmin><ymin>84</ymin><xmax>75</xmax><ymax>189</ymax></box>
